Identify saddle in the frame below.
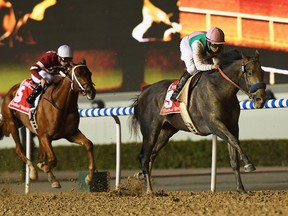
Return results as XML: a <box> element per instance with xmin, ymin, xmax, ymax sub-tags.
<box><xmin>160</xmin><ymin>72</ymin><xmax>202</xmax><ymax>134</ymax></box>
<box><xmin>177</xmin><ymin>72</ymin><xmax>202</xmax><ymax>103</ymax></box>
<box><xmin>8</xmin><ymin>79</ymin><xmax>37</xmax><ymax>115</ymax></box>
<box><xmin>177</xmin><ymin>72</ymin><xmax>202</xmax><ymax>134</ymax></box>
<box><xmin>8</xmin><ymin>79</ymin><xmax>41</xmax><ymax>134</ymax></box>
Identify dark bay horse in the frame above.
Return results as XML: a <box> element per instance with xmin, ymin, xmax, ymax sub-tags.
<box><xmin>0</xmin><ymin>59</ymin><xmax>96</xmax><ymax>188</ymax></box>
<box><xmin>131</xmin><ymin>49</ymin><xmax>266</xmax><ymax>193</ymax></box>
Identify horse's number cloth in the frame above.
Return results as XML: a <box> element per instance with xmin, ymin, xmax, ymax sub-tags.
<box><xmin>8</xmin><ymin>79</ymin><xmax>36</xmax><ymax>115</ymax></box>
<box><xmin>160</xmin><ymin>80</ymin><xmax>181</xmax><ymax>115</ymax></box>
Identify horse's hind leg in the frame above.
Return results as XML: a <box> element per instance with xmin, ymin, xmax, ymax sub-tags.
<box><xmin>8</xmin><ymin>122</ymin><xmax>38</xmax><ymax>180</ymax></box>
<box><xmin>139</xmin><ymin>125</ymin><xmax>177</xmax><ymax>193</ymax></box>
<box><xmin>138</xmin><ymin>125</ymin><xmax>162</xmax><ymax>193</ymax></box>
<box><xmin>227</xmin><ymin>143</ymin><xmax>246</xmax><ymax>193</ymax></box>
<box><xmin>149</xmin><ymin>126</ymin><xmax>178</xmax><ymax>175</ymax></box>
<box><xmin>138</xmin><ymin>138</ymin><xmax>155</xmax><ymax>193</ymax></box>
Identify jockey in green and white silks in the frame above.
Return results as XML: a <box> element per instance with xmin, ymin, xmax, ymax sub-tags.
<box><xmin>171</xmin><ymin>27</ymin><xmax>226</xmax><ymax>101</ymax></box>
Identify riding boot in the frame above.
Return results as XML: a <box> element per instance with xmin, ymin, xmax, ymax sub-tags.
<box><xmin>170</xmin><ymin>71</ymin><xmax>192</xmax><ymax>101</ymax></box>
<box><xmin>26</xmin><ymin>84</ymin><xmax>43</xmax><ymax>107</ymax></box>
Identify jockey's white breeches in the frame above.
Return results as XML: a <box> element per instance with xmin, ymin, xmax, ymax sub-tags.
<box><xmin>32</xmin><ymin>70</ymin><xmax>54</xmax><ymax>84</ymax></box>
<box><xmin>180</xmin><ymin>37</ymin><xmax>196</xmax><ymax>75</ymax></box>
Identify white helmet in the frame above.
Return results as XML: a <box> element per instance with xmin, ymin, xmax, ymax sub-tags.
<box><xmin>57</xmin><ymin>45</ymin><xmax>73</xmax><ymax>60</ymax></box>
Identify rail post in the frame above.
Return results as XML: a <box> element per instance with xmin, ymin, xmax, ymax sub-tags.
<box><xmin>78</xmin><ymin>106</ymin><xmax>134</xmax><ymax>190</ymax></box>
<box><xmin>25</xmin><ymin>128</ymin><xmax>31</xmax><ymax>194</ymax></box>
<box><xmin>210</xmin><ymin>99</ymin><xmax>288</xmax><ymax>191</ymax></box>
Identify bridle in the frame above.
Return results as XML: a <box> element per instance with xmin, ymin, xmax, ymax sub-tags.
<box><xmin>59</xmin><ymin>64</ymin><xmax>89</xmax><ymax>95</ymax></box>
<box><xmin>217</xmin><ymin>59</ymin><xmax>266</xmax><ymax>99</ymax></box>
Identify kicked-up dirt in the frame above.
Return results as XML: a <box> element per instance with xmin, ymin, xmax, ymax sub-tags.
<box><xmin>0</xmin><ymin>177</ymin><xmax>287</xmax><ymax>216</ymax></box>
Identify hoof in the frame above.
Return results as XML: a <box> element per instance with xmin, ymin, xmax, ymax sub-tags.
<box><xmin>244</xmin><ymin>164</ymin><xmax>256</xmax><ymax>172</ymax></box>
<box><xmin>37</xmin><ymin>162</ymin><xmax>49</xmax><ymax>173</ymax></box>
<box><xmin>51</xmin><ymin>180</ymin><xmax>61</xmax><ymax>188</ymax></box>
<box><xmin>29</xmin><ymin>167</ymin><xmax>38</xmax><ymax>180</ymax></box>
<box><xmin>85</xmin><ymin>175</ymin><xmax>91</xmax><ymax>185</ymax></box>
<box><xmin>134</xmin><ymin>172</ymin><xmax>144</xmax><ymax>180</ymax></box>
<box><xmin>146</xmin><ymin>190</ymin><xmax>153</xmax><ymax>195</ymax></box>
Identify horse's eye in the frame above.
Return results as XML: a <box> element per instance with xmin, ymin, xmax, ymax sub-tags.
<box><xmin>76</xmin><ymin>73</ymin><xmax>80</xmax><ymax>78</ymax></box>
<box><xmin>247</xmin><ymin>70</ymin><xmax>253</xmax><ymax>76</ymax></box>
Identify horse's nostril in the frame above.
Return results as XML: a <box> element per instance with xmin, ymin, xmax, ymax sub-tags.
<box><xmin>256</xmin><ymin>97</ymin><xmax>262</xmax><ymax>102</ymax></box>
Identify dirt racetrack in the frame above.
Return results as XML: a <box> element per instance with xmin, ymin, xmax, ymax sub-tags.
<box><xmin>1</xmin><ymin>178</ymin><xmax>288</xmax><ymax>216</ymax></box>
<box><xmin>1</xmin><ymin>168</ymin><xmax>288</xmax><ymax>215</ymax></box>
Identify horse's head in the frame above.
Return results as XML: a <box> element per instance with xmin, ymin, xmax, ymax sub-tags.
<box><xmin>66</xmin><ymin>59</ymin><xmax>96</xmax><ymax>100</ymax></box>
<box><xmin>240</xmin><ymin>50</ymin><xmax>266</xmax><ymax>108</ymax></box>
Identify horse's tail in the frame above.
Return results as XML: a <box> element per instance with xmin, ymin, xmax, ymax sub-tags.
<box><xmin>129</xmin><ymin>96</ymin><xmax>140</xmax><ymax>139</ymax></box>
<box><xmin>0</xmin><ymin>115</ymin><xmax>10</xmax><ymax>140</ymax></box>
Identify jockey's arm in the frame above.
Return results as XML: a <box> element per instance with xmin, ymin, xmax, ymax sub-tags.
<box><xmin>40</xmin><ymin>78</ymin><xmax>46</xmax><ymax>87</ymax></box>
<box><xmin>192</xmin><ymin>41</ymin><xmax>217</xmax><ymax>71</ymax></box>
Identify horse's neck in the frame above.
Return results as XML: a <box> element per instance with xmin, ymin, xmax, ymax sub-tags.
<box><xmin>200</xmin><ymin>63</ymin><xmax>242</xmax><ymax>99</ymax></box>
<box><xmin>221</xmin><ymin>61</ymin><xmax>244</xmax><ymax>97</ymax></box>
<box><xmin>47</xmin><ymin>76</ymin><xmax>78</xmax><ymax>109</ymax></box>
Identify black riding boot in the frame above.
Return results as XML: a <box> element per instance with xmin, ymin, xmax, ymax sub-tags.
<box><xmin>26</xmin><ymin>84</ymin><xmax>43</xmax><ymax>107</ymax></box>
<box><xmin>170</xmin><ymin>71</ymin><xmax>192</xmax><ymax>101</ymax></box>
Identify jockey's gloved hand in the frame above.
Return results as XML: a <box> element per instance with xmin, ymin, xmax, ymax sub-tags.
<box><xmin>212</xmin><ymin>64</ymin><xmax>219</xmax><ymax>69</ymax></box>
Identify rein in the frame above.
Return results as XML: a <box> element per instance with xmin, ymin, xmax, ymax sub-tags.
<box><xmin>217</xmin><ymin>67</ymin><xmax>249</xmax><ymax>96</ymax></box>
<box><xmin>217</xmin><ymin>59</ymin><xmax>266</xmax><ymax>99</ymax></box>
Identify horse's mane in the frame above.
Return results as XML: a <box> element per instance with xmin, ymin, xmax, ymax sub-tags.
<box><xmin>218</xmin><ymin>49</ymin><xmax>243</xmax><ymax>68</ymax></box>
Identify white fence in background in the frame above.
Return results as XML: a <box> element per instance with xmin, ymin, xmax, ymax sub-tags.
<box><xmin>179</xmin><ymin>6</ymin><xmax>288</xmax><ymax>51</ymax></box>
<box><xmin>12</xmin><ymin>98</ymin><xmax>287</xmax><ymax>193</ymax></box>
<box><xmin>262</xmin><ymin>66</ymin><xmax>288</xmax><ymax>85</ymax></box>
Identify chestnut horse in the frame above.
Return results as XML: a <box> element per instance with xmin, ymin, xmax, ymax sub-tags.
<box><xmin>0</xmin><ymin>59</ymin><xmax>96</xmax><ymax>188</ymax></box>
<box><xmin>131</xmin><ymin>49</ymin><xmax>266</xmax><ymax>193</ymax></box>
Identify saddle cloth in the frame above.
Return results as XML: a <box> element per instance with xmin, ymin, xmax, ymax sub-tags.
<box><xmin>8</xmin><ymin>79</ymin><xmax>37</xmax><ymax>115</ymax></box>
<box><xmin>160</xmin><ymin>80</ymin><xmax>181</xmax><ymax>115</ymax></box>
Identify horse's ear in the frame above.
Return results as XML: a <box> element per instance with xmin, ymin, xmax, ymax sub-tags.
<box><xmin>241</xmin><ymin>52</ymin><xmax>247</xmax><ymax>60</ymax></box>
<box><xmin>80</xmin><ymin>58</ymin><xmax>86</xmax><ymax>65</ymax></box>
<box><xmin>69</xmin><ymin>61</ymin><xmax>75</xmax><ymax>67</ymax></box>
<box><xmin>255</xmin><ymin>50</ymin><xmax>260</xmax><ymax>59</ymax></box>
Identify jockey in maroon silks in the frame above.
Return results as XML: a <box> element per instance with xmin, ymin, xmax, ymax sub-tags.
<box><xmin>26</xmin><ymin>44</ymin><xmax>73</xmax><ymax>107</ymax></box>
<box><xmin>170</xmin><ymin>27</ymin><xmax>226</xmax><ymax>101</ymax></box>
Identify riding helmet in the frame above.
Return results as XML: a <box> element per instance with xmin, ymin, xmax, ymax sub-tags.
<box><xmin>57</xmin><ymin>45</ymin><xmax>73</xmax><ymax>59</ymax></box>
<box><xmin>206</xmin><ymin>27</ymin><xmax>225</xmax><ymax>44</ymax></box>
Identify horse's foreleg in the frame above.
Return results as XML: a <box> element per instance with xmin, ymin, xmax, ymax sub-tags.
<box><xmin>36</xmin><ymin>162</ymin><xmax>61</xmax><ymax>188</ymax></box>
<box><xmin>38</xmin><ymin>136</ymin><xmax>60</xmax><ymax>188</ymax></box>
<box><xmin>38</xmin><ymin>135</ymin><xmax>58</xmax><ymax>169</ymax></box>
<box><xmin>226</xmin><ymin>136</ymin><xmax>256</xmax><ymax>172</ymax></box>
<box><xmin>47</xmin><ymin>171</ymin><xmax>61</xmax><ymax>188</ymax></box>
<box><xmin>227</xmin><ymin>143</ymin><xmax>246</xmax><ymax>193</ymax></box>
<box><xmin>67</xmin><ymin>131</ymin><xmax>95</xmax><ymax>185</ymax></box>
<box><xmin>212</xmin><ymin>122</ymin><xmax>255</xmax><ymax>171</ymax></box>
